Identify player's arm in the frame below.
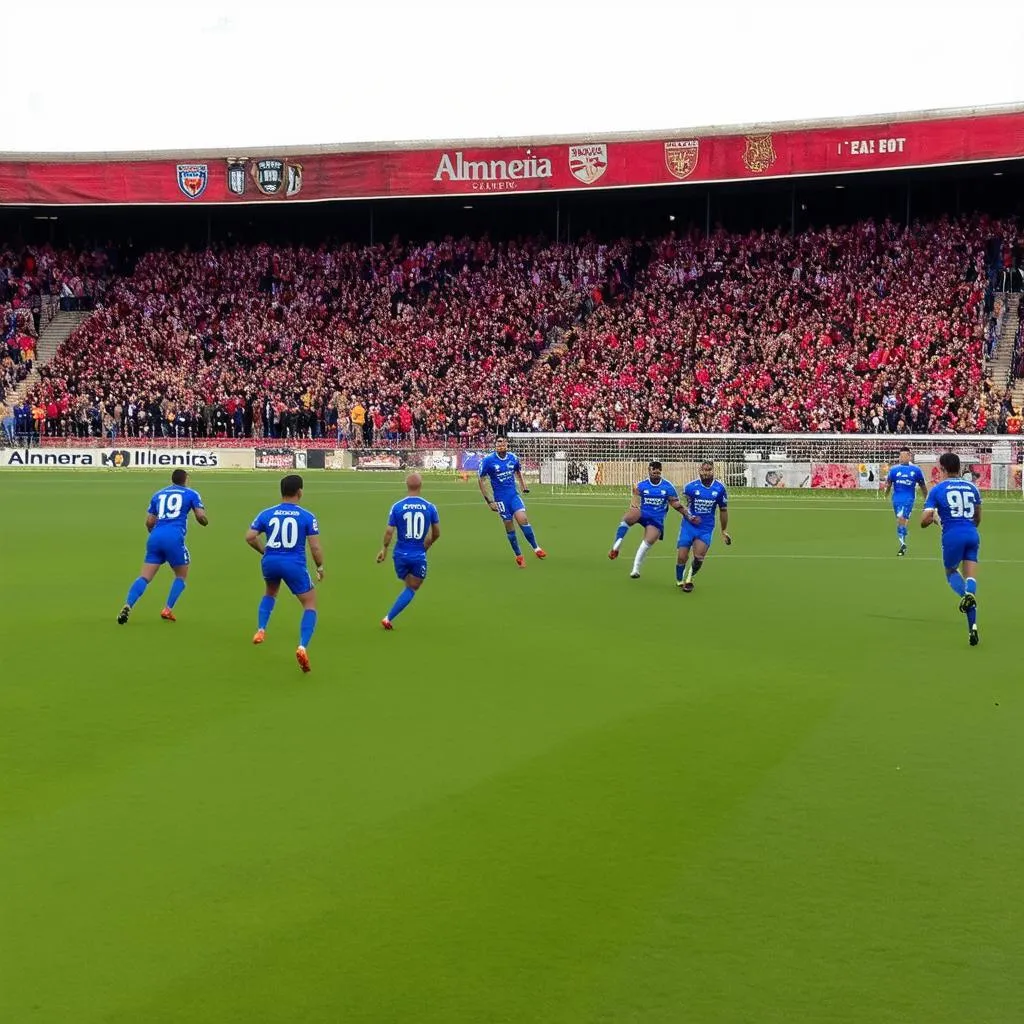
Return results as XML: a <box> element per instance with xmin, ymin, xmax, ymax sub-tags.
<box><xmin>307</xmin><ymin>535</ymin><xmax>325</xmax><ymax>581</ymax></box>
<box><xmin>376</xmin><ymin>525</ymin><xmax>396</xmax><ymax>563</ymax></box>
<box><xmin>477</xmin><ymin>468</ymin><xmax>498</xmax><ymax>511</ymax></box>
<box><xmin>424</xmin><ymin>522</ymin><xmax>441</xmax><ymax>552</ymax></box>
<box><xmin>719</xmin><ymin>504</ymin><xmax>732</xmax><ymax>545</ymax></box>
<box><xmin>145</xmin><ymin>513</ymin><xmax>157</xmax><ymax>533</ymax></box>
<box><xmin>673</xmin><ymin>489</ymin><xmax>701</xmax><ymax>526</ymax></box>
<box><xmin>920</xmin><ymin>489</ymin><xmax>937</xmax><ymax>529</ymax></box>
<box><xmin>973</xmin><ymin>491</ymin><xmax>982</xmax><ymax>527</ymax></box>
<box><xmin>245</xmin><ymin>526</ymin><xmax>265</xmax><ymax>553</ymax></box>
<box><xmin>630</xmin><ymin>485</ymin><xmax>641</xmax><ymax>510</ymax></box>
<box><xmin>514</xmin><ymin>467</ymin><xmax>530</xmax><ymax>495</ymax></box>
<box><xmin>917</xmin><ymin>475</ymin><xmax>928</xmax><ymax>501</ymax></box>
<box><xmin>884</xmin><ymin>469</ymin><xmax>893</xmax><ymax>498</ymax></box>
<box><xmin>193</xmin><ymin>501</ymin><xmax>209</xmax><ymax>527</ymax></box>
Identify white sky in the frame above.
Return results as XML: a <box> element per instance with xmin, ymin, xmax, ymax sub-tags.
<box><xmin>4</xmin><ymin>0</ymin><xmax>1021</xmax><ymax>153</ymax></box>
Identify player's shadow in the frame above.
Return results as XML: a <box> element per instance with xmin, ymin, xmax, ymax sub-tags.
<box><xmin>865</xmin><ymin>613</ymin><xmax>938</xmax><ymax>625</ymax></box>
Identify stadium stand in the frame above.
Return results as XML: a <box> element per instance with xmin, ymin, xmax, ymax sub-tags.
<box><xmin>6</xmin><ymin>215</ymin><xmax>1023</xmax><ymax>442</ymax></box>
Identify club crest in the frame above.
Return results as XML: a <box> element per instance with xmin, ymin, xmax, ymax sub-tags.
<box><xmin>251</xmin><ymin>158</ymin><xmax>304</xmax><ymax>197</ymax></box>
<box><xmin>226</xmin><ymin>159</ymin><xmax>247</xmax><ymax>196</ymax></box>
<box><xmin>176</xmin><ymin>163</ymin><xmax>208</xmax><ymax>199</ymax></box>
<box><xmin>568</xmin><ymin>144</ymin><xmax>608</xmax><ymax>185</ymax></box>
<box><xmin>742</xmin><ymin>134</ymin><xmax>777</xmax><ymax>174</ymax></box>
<box><xmin>664</xmin><ymin>140</ymin><xmax>699</xmax><ymax>180</ymax></box>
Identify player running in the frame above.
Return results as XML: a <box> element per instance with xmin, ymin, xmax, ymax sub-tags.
<box><xmin>478</xmin><ymin>436</ymin><xmax>546</xmax><ymax>566</ymax></box>
<box><xmin>377</xmin><ymin>472</ymin><xmax>441</xmax><ymax>630</ymax></box>
<box><xmin>245</xmin><ymin>474</ymin><xmax>324</xmax><ymax>673</ymax></box>
<box><xmin>117</xmin><ymin>469</ymin><xmax>208</xmax><ymax>625</ymax></box>
<box><xmin>676</xmin><ymin>460</ymin><xmax>732</xmax><ymax>592</ymax></box>
<box><xmin>608</xmin><ymin>460</ymin><xmax>696</xmax><ymax>579</ymax></box>
<box><xmin>920</xmin><ymin>452</ymin><xmax>981</xmax><ymax>646</ymax></box>
<box><xmin>885</xmin><ymin>446</ymin><xmax>927</xmax><ymax>556</ymax></box>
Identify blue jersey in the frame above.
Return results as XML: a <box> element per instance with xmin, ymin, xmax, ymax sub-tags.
<box><xmin>683</xmin><ymin>479</ymin><xmax>728</xmax><ymax>531</ymax></box>
<box><xmin>635</xmin><ymin>477</ymin><xmax>678</xmax><ymax>524</ymax></box>
<box><xmin>249</xmin><ymin>503</ymin><xmax>320</xmax><ymax>563</ymax></box>
<box><xmin>479</xmin><ymin>451</ymin><xmax>522</xmax><ymax>500</ymax></box>
<box><xmin>388</xmin><ymin>496</ymin><xmax>440</xmax><ymax>555</ymax></box>
<box><xmin>147</xmin><ymin>484</ymin><xmax>204</xmax><ymax>538</ymax></box>
<box><xmin>887</xmin><ymin>464</ymin><xmax>926</xmax><ymax>503</ymax></box>
<box><xmin>924</xmin><ymin>479</ymin><xmax>982</xmax><ymax>533</ymax></box>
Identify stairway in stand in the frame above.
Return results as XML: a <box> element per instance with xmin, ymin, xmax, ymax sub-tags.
<box><xmin>9</xmin><ymin>310</ymin><xmax>91</xmax><ymax>404</ymax></box>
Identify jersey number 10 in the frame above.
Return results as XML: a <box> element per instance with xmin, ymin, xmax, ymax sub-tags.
<box><xmin>403</xmin><ymin>510</ymin><xmax>426</xmax><ymax>540</ymax></box>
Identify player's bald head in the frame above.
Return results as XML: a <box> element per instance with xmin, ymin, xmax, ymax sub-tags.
<box><xmin>406</xmin><ymin>472</ymin><xmax>423</xmax><ymax>492</ymax></box>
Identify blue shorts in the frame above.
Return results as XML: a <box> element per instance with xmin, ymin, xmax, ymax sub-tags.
<box><xmin>394</xmin><ymin>553</ymin><xmax>428</xmax><ymax>580</ymax></box>
<box><xmin>941</xmin><ymin>530</ymin><xmax>980</xmax><ymax>570</ymax></box>
<box><xmin>678</xmin><ymin>522</ymin><xmax>714</xmax><ymax>551</ymax></box>
<box><xmin>145</xmin><ymin>532</ymin><xmax>190</xmax><ymax>568</ymax></box>
<box><xmin>638</xmin><ymin>514</ymin><xmax>666</xmax><ymax>540</ymax></box>
<box><xmin>261</xmin><ymin>556</ymin><xmax>314</xmax><ymax>596</ymax></box>
<box><xmin>494</xmin><ymin>493</ymin><xmax>526</xmax><ymax>521</ymax></box>
<box><xmin>892</xmin><ymin>499</ymin><xmax>915</xmax><ymax>520</ymax></box>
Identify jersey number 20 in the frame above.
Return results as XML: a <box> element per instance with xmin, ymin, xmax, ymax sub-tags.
<box><xmin>267</xmin><ymin>518</ymin><xmax>299</xmax><ymax>549</ymax></box>
<box><xmin>947</xmin><ymin>492</ymin><xmax>976</xmax><ymax>519</ymax></box>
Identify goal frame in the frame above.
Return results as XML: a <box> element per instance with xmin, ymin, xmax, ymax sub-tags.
<box><xmin>507</xmin><ymin>433</ymin><xmax>1024</xmax><ymax>494</ymax></box>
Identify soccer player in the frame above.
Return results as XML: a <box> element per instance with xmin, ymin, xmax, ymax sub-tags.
<box><xmin>921</xmin><ymin>452</ymin><xmax>981</xmax><ymax>646</ymax></box>
<box><xmin>478</xmin><ymin>436</ymin><xmax>546</xmax><ymax>566</ymax></box>
<box><xmin>377</xmin><ymin>472</ymin><xmax>440</xmax><ymax>630</ymax></box>
<box><xmin>677</xmin><ymin>460</ymin><xmax>732</xmax><ymax>592</ymax></box>
<box><xmin>245</xmin><ymin>474</ymin><xmax>324</xmax><ymax>673</ymax></box>
<box><xmin>885</xmin><ymin>446</ymin><xmax>928</xmax><ymax>556</ymax></box>
<box><xmin>117</xmin><ymin>469</ymin><xmax>208</xmax><ymax>625</ymax></box>
<box><xmin>608</xmin><ymin>460</ymin><xmax>695</xmax><ymax>579</ymax></box>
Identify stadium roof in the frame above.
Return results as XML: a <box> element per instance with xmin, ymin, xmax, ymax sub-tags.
<box><xmin>1</xmin><ymin>103</ymin><xmax>1021</xmax><ymax>162</ymax></box>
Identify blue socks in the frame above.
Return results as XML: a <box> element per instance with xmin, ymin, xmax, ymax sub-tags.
<box><xmin>255</xmin><ymin>597</ymin><xmax>314</xmax><ymax>645</ymax></box>
<box><xmin>947</xmin><ymin>572</ymin><xmax>966</xmax><ymax>597</ymax></box>
<box><xmin>258</xmin><ymin>596</ymin><xmax>276</xmax><ymax>630</ymax></box>
<box><xmin>166</xmin><ymin>578</ymin><xmax>186</xmax><ymax>609</ymax></box>
<box><xmin>126</xmin><ymin>576</ymin><xmax>149</xmax><ymax>607</ymax></box>
<box><xmin>521</xmin><ymin>524</ymin><xmax>538</xmax><ymax>550</ymax></box>
<box><xmin>965</xmin><ymin>577</ymin><xmax>978</xmax><ymax>629</ymax></box>
<box><xmin>615</xmin><ymin>522</ymin><xmax>630</xmax><ymax>542</ymax></box>
<box><xmin>387</xmin><ymin>587</ymin><xmax>416</xmax><ymax>622</ymax></box>
<box><xmin>897</xmin><ymin>525</ymin><xmax>907</xmax><ymax>543</ymax></box>
<box><xmin>506</xmin><ymin>531</ymin><xmax>522</xmax><ymax>556</ymax></box>
<box><xmin>299</xmin><ymin>609</ymin><xmax>317</xmax><ymax>648</ymax></box>
<box><xmin>676</xmin><ymin>562</ymin><xmax>685</xmax><ymax>582</ymax></box>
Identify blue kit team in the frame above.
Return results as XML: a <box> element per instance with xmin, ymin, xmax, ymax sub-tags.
<box><xmin>676</xmin><ymin>461</ymin><xmax>732</xmax><ymax>592</ymax></box>
<box><xmin>246</xmin><ymin>473</ymin><xmax>325</xmax><ymax>673</ymax></box>
<box><xmin>478</xmin><ymin>436</ymin><xmax>546</xmax><ymax>566</ymax></box>
<box><xmin>609</xmin><ymin>460</ymin><xmax>692</xmax><ymax>578</ymax></box>
<box><xmin>118</xmin><ymin>469</ymin><xmax>209</xmax><ymax>625</ymax></box>
<box><xmin>884</xmin><ymin>446</ymin><xmax>928</xmax><ymax>556</ymax></box>
<box><xmin>377</xmin><ymin>472</ymin><xmax>441</xmax><ymax>630</ymax></box>
<box><xmin>921</xmin><ymin>452</ymin><xmax>982</xmax><ymax>646</ymax></box>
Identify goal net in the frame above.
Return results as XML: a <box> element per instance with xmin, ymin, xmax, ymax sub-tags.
<box><xmin>507</xmin><ymin>433</ymin><xmax>1024</xmax><ymax>494</ymax></box>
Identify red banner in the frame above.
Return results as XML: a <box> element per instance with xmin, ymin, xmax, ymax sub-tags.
<box><xmin>2</xmin><ymin>109</ymin><xmax>1022</xmax><ymax>205</ymax></box>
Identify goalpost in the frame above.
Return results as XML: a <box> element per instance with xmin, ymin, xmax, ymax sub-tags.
<box><xmin>507</xmin><ymin>433</ymin><xmax>1024</xmax><ymax>494</ymax></box>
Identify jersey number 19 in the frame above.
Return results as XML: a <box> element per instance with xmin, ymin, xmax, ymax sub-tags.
<box><xmin>155</xmin><ymin>493</ymin><xmax>183</xmax><ymax>519</ymax></box>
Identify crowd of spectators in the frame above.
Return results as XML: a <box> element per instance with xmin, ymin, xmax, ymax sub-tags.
<box><xmin>9</xmin><ymin>216</ymin><xmax>1019</xmax><ymax>443</ymax></box>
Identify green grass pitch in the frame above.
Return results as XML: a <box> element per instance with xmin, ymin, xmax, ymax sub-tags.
<box><xmin>1</xmin><ymin>472</ymin><xmax>1022</xmax><ymax>1023</ymax></box>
